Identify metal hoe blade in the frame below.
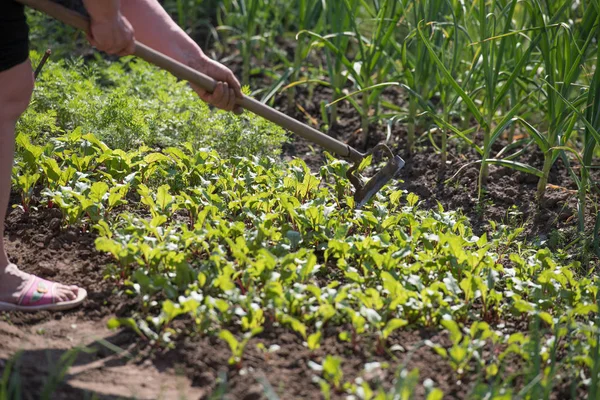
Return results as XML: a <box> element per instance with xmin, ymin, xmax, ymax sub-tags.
<box><xmin>347</xmin><ymin>144</ymin><xmax>405</xmax><ymax>209</ymax></box>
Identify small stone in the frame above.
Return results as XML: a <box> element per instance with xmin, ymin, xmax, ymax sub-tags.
<box><xmin>64</xmin><ymin>231</ymin><xmax>78</xmax><ymax>243</ymax></box>
<box><xmin>49</xmin><ymin>218</ymin><xmax>61</xmax><ymax>231</ymax></box>
<box><xmin>279</xmin><ymin>333</ymin><xmax>297</xmax><ymax>344</ymax></box>
<box><xmin>47</xmin><ymin>208</ymin><xmax>62</xmax><ymax>219</ymax></box>
<box><xmin>198</xmin><ymin>371</ymin><xmax>214</xmax><ymax>385</ymax></box>
<box><xmin>37</xmin><ymin>261</ymin><xmax>56</xmax><ymax>276</ymax></box>
<box><xmin>276</xmin><ymin>348</ymin><xmax>289</xmax><ymax>357</ymax></box>
<box><xmin>242</xmin><ymin>384</ymin><xmax>264</xmax><ymax>400</ymax></box>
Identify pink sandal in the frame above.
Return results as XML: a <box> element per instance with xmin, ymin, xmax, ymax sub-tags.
<box><xmin>0</xmin><ymin>274</ymin><xmax>87</xmax><ymax>312</ymax></box>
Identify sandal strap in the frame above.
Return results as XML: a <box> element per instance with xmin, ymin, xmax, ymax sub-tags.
<box><xmin>18</xmin><ymin>276</ymin><xmax>57</xmax><ymax>307</ymax></box>
<box><xmin>16</xmin><ymin>274</ymin><xmax>37</xmax><ymax>305</ymax></box>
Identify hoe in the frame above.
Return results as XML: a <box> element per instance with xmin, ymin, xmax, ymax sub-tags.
<box><xmin>18</xmin><ymin>0</ymin><xmax>405</xmax><ymax>208</ymax></box>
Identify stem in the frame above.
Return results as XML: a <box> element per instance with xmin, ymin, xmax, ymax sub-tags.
<box><xmin>508</xmin><ymin>87</ymin><xmax>517</xmax><ymax>142</ymax></box>
<box><xmin>360</xmin><ymin>93</ymin><xmax>370</xmax><ymax>147</ymax></box>
<box><xmin>176</xmin><ymin>0</ymin><xmax>185</xmax><ymax>27</ymax></box>
<box><xmin>441</xmin><ymin>111</ymin><xmax>448</xmax><ymax>169</ymax></box>
<box><xmin>242</xmin><ymin>41</ymin><xmax>250</xmax><ymax>86</ymax></box>
<box><xmin>330</xmin><ymin>102</ymin><xmax>338</xmax><ymax>128</ymax></box>
<box><xmin>34</xmin><ymin>49</ymin><xmax>52</xmax><ymax>80</ymax></box>
<box><xmin>578</xmin><ymin>172</ymin><xmax>588</xmax><ymax>233</ymax></box>
<box><xmin>536</xmin><ymin>152</ymin><xmax>554</xmax><ymax>201</ymax></box>
<box><xmin>408</xmin><ymin>96</ymin><xmax>416</xmax><ymax>153</ymax></box>
<box><xmin>330</xmin><ymin>73</ymin><xmax>343</xmax><ymax>127</ymax></box>
<box><xmin>477</xmin><ymin>125</ymin><xmax>491</xmax><ymax>201</ymax></box>
<box><xmin>288</xmin><ymin>40</ymin><xmax>303</xmax><ymax>108</ymax></box>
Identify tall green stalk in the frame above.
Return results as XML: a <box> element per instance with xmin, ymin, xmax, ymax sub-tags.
<box><xmin>297</xmin><ymin>0</ymin><xmax>356</xmax><ymax>127</ymax></box>
<box><xmin>476</xmin><ymin>0</ymin><xmax>521</xmax><ymax>197</ymax></box>
<box><xmin>287</xmin><ymin>0</ymin><xmax>323</xmax><ymax>107</ymax></box>
<box><xmin>534</xmin><ymin>1</ymin><xmax>598</xmax><ymax>200</ymax></box>
<box><xmin>579</xmin><ymin>16</ymin><xmax>600</xmax><ymax>234</ymax></box>
<box><xmin>300</xmin><ymin>0</ymin><xmax>402</xmax><ymax>141</ymax></box>
<box><xmin>217</xmin><ymin>0</ymin><xmax>262</xmax><ymax>86</ymax></box>
<box><xmin>399</xmin><ymin>0</ymin><xmax>449</xmax><ymax>153</ymax></box>
<box><xmin>347</xmin><ymin>0</ymin><xmax>403</xmax><ymax>146</ymax></box>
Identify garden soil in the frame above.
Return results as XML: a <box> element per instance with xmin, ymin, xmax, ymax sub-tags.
<box><xmin>1</xmin><ymin>85</ymin><xmax>595</xmax><ymax>399</ymax></box>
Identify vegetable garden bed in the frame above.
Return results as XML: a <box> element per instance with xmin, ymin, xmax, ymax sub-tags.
<box><xmin>3</xmin><ymin>127</ymin><xmax>597</xmax><ymax>399</ymax></box>
<box><xmin>3</xmin><ymin>2</ymin><xmax>600</xmax><ymax>399</ymax></box>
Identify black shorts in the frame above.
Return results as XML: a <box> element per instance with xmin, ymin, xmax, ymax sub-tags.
<box><xmin>0</xmin><ymin>1</ymin><xmax>29</xmax><ymax>72</ymax></box>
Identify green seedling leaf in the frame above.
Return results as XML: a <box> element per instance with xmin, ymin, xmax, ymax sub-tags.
<box><xmin>427</xmin><ymin>389</ymin><xmax>444</xmax><ymax>400</ymax></box>
<box><xmin>89</xmin><ymin>181</ymin><xmax>109</xmax><ymax>203</ymax></box>
<box><xmin>358</xmin><ymin>154</ymin><xmax>373</xmax><ymax>172</ymax></box>
<box><xmin>144</xmin><ymin>153</ymin><xmax>169</xmax><ymax>164</ymax></box>
<box><xmin>441</xmin><ymin>319</ymin><xmax>463</xmax><ymax>344</ymax></box>
<box><xmin>338</xmin><ymin>331</ymin><xmax>350</xmax><ymax>342</ymax></box>
<box><xmin>382</xmin><ymin>318</ymin><xmax>408</xmax><ymax>339</ymax></box>
<box><xmin>280</xmin><ymin>314</ymin><xmax>307</xmax><ymax>339</ymax></box>
<box><xmin>42</xmin><ymin>158</ymin><xmax>61</xmax><ymax>183</ymax></box>
<box><xmin>308</xmin><ymin>331</ymin><xmax>322</xmax><ymax>350</ymax></box>
<box><xmin>156</xmin><ymin>184</ymin><xmax>174</xmax><ymax>214</ymax></box>
<box><xmin>107</xmin><ymin>317</ymin><xmax>144</xmax><ymax>339</ymax></box>
<box><xmin>322</xmin><ymin>355</ymin><xmax>343</xmax><ymax>388</ymax></box>
<box><xmin>219</xmin><ymin>329</ymin><xmax>240</xmax><ymax>365</ymax></box>
<box><xmin>406</xmin><ymin>193</ymin><xmax>419</xmax><ymax>207</ymax></box>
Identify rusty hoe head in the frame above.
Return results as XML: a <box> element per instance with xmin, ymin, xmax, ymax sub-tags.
<box><xmin>346</xmin><ymin>143</ymin><xmax>405</xmax><ymax>209</ymax></box>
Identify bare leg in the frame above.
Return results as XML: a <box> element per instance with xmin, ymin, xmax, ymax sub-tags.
<box><xmin>0</xmin><ymin>60</ymin><xmax>79</xmax><ymax>305</ymax></box>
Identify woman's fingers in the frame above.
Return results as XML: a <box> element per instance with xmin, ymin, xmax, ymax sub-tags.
<box><xmin>207</xmin><ymin>82</ymin><xmax>239</xmax><ymax>111</ymax></box>
<box><xmin>192</xmin><ymin>74</ymin><xmax>241</xmax><ymax>112</ymax></box>
<box><xmin>212</xmin><ymin>82</ymin><xmax>225</xmax><ymax>106</ymax></box>
<box><xmin>188</xmin><ymin>56</ymin><xmax>243</xmax><ymax>113</ymax></box>
<box><xmin>220</xmin><ymin>83</ymin><xmax>231</xmax><ymax>110</ymax></box>
<box><xmin>226</xmin><ymin>88</ymin><xmax>236</xmax><ymax>111</ymax></box>
<box><xmin>118</xmin><ymin>40</ymin><xmax>136</xmax><ymax>57</ymax></box>
<box><xmin>226</xmin><ymin>71</ymin><xmax>242</xmax><ymax>98</ymax></box>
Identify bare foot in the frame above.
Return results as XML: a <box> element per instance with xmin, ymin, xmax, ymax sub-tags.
<box><xmin>0</xmin><ymin>263</ymin><xmax>79</xmax><ymax>304</ymax></box>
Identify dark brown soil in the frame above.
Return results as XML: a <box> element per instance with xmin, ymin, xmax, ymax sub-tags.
<box><xmin>4</xmin><ymin>202</ymin><xmax>112</xmax><ymax>326</ymax></box>
<box><xmin>161</xmin><ymin>327</ymin><xmax>466</xmax><ymax>400</ymax></box>
<box><xmin>2</xmin><ymin>129</ymin><xmax>592</xmax><ymax>400</ymax></box>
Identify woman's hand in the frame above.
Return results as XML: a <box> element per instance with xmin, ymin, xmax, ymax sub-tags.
<box><xmin>87</xmin><ymin>14</ymin><xmax>135</xmax><ymax>56</ymax></box>
<box><xmin>188</xmin><ymin>56</ymin><xmax>243</xmax><ymax>114</ymax></box>
<box><xmin>83</xmin><ymin>0</ymin><xmax>135</xmax><ymax>56</ymax></box>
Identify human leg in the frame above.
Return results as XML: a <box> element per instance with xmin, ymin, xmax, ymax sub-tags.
<box><xmin>0</xmin><ymin>59</ymin><xmax>84</xmax><ymax>309</ymax></box>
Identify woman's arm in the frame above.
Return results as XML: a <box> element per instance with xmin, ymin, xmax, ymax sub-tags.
<box><xmin>120</xmin><ymin>0</ymin><xmax>242</xmax><ymax>112</ymax></box>
<box><xmin>82</xmin><ymin>0</ymin><xmax>241</xmax><ymax>112</ymax></box>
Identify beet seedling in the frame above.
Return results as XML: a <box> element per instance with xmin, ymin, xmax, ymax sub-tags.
<box><xmin>219</xmin><ymin>328</ymin><xmax>263</xmax><ymax>368</ymax></box>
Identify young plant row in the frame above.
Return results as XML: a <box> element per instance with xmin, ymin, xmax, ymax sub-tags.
<box><xmin>13</xmin><ymin>129</ymin><xmax>600</xmax><ymax>398</ymax></box>
<box><xmin>22</xmin><ymin>51</ymin><xmax>287</xmax><ymax>157</ymax></box>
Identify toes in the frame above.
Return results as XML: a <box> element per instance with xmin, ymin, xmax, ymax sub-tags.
<box><xmin>61</xmin><ymin>290</ymin><xmax>76</xmax><ymax>301</ymax></box>
<box><xmin>56</xmin><ymin>284</ymin><xmax>79</xmax><ymax>301</ymax></box>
